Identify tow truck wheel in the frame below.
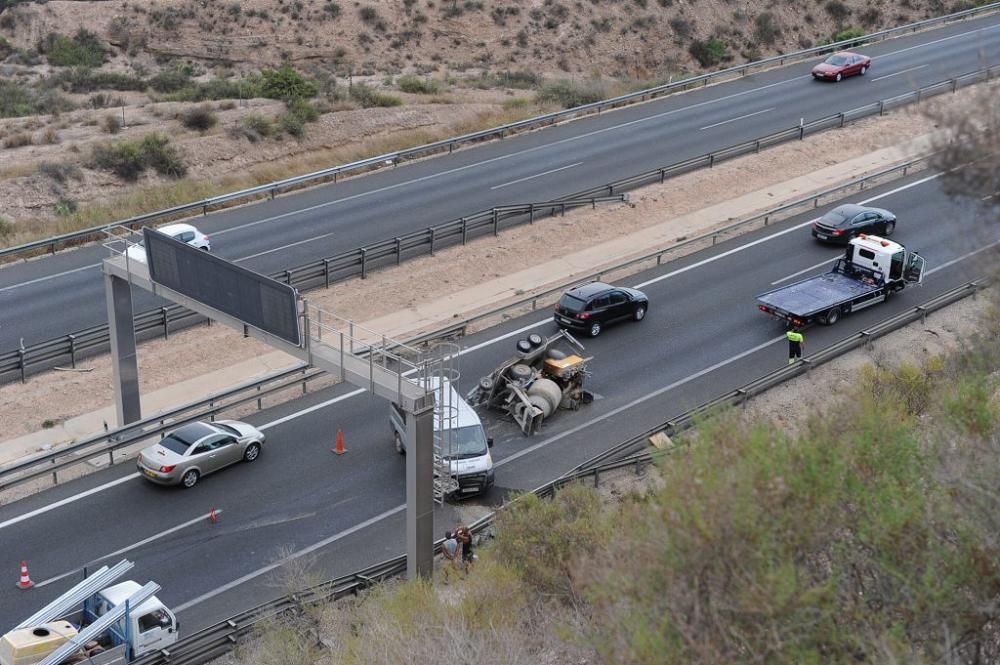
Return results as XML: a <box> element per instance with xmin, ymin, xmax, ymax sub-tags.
<box><xmin>821</xmin><ymin>307</ymin><xmax>841</xmax><ymax>326</ymax></box>
<box><xmin>394</xmin><ymin>431</ymin><xmax>405</xmax><ymax>455</ymax></box>
<box><xmin>633</xmin><ymin>305</ymin><xmax>646</xmax><ymax>322</ymax></box>
<box><xmin>588</xmin><ymin>321</ymin><xmax>602</xmax><ymax>337</ymax></box>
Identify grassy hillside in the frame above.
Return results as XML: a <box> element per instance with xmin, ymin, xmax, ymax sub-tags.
<box><xmin>229</xmin><ymin>290</ymin><xmax>1000</xmax><ymax>665</ymax></box>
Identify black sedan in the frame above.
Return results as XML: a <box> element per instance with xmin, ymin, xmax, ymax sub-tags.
<box><xmin>811</xmin><ymin>204</ymin><xmax>896</xmax><ymax>243</ymax></box>
<box><xmin>553</xmin><ymin>281</ymin><xmax>648</xmax><ymax>337</ymax></box>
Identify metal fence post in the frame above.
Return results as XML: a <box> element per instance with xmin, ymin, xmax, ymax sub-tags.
<box><xmin>429</xmin><ymin>227</ymin><xmax>436</xmax><ymax>255</ymax></box>
<box><xmin>461</xmin><ymin>218</ymin><xmax>469</xmax><ymax>243</ymax></box>
<box><xmin>395</xmin><ymin>237</ymin><xmax>402</xmax><ymax>265</ymax></box>
<box><xmin>799</xmin><ymin>126</ymin><xmax>805</xmax><ymax>140</ymax></box>
<box><xmin>323</xmin><ymin>259</ymin><xmax>331</xmax><ymax>288</ymax></box>
<box><xmin>18</xmin><ymin>349</ymin><xmax>26</xmax><ymax>384</ymax></box>
<box><xmin>839</xmin><ymin>112</ymin><xmax>845</xmax><ymax>128</ymax></box>
<box><xmin>879</xmin><ymin>100</ymin><xmax>885</xmax><ymax>116</ymax></box>
<box><xmin>360</xmin><ymin>248</ymin><xmax>368</xmax><ymax>279</ymax></box>
<box><xmin>493</xmin><ymin>209</ymin><xmax>499</xmax><ymax>236</ymax></box>
<box><xmin>161</xmin><ymin>307</ymin><xmax>170</xmax><ymax>340</ymax></box>
<box><xmin>529</xmin><ymin>205</ymin><xmax>535</xmax><ymax>223</ymax></box>
<box><xmin>68</xmin><ymin>334</ymin><xmax>77</xmax><ymax>369</ymax></box>
<box><xmin>709</xmin><ymin>154</ymin><xmax>715</xmax><ymax>168</ymax></box>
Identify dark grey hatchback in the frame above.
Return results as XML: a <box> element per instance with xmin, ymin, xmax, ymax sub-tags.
<box><xmin>553</xmin><ymin>281</ymin><xmax>648</xmax><ymax>337</ymax></box>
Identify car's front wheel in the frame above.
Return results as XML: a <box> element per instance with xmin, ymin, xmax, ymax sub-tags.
<box><xmin>243</xmin><ymin>442</ymin><xmax>261</xmax><ymax>463</ymax></box>
<box><xmin>883</xmin><ymin>220</ymin><xmax>895</xmax><ymax>236</ymax></box>
<box><xmin>860</xmin><ymin>65</ymin><xmax>868</xmax><ymax>75</ymax></box>
<box><xmin>588</xmin><ymin>321</ymin><xmax>602</xmax><ymax>337</ymax></box>
<box><xmin>181</xmin><ymin>469</ymin><xmax>200</xmax><ymax>489</ymax></box>
<box><xmin>835</xmin><ymin>72</ymin><xmax>842</xmax><ymax>82</ymax></box>
<box><xmin>633</xmin><ymin>305</ymin><xmax>646</xmax><ymax>322</ymax></box>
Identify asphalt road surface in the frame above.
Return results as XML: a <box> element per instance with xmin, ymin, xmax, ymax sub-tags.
<box><xmin>1</xmin><ymin>13</ymin><xmax>998</xmax><ymax>350</ymax></box>
<box><xmin>1</xmin><ymin>171</ymin><xmax>995</xmax><ymax>633</ymax></box>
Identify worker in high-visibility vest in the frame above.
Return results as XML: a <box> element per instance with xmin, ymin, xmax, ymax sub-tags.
<box><xmin>786</xmin><ymin>327</ymin><xmax>804</xmax><ymax>364</ymax></box>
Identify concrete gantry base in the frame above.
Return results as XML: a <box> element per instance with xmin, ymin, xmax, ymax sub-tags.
<box><xmin>405</xmin><ymin>402</ymin><xmax>435</xmax><ymax>579</ymax></box>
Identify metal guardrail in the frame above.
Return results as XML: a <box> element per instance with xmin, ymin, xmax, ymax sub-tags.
<box><xmin>4</xmin><ymin>61</ymin><xmax>998</xmax><ymax>382</ymax></box>
<box><xmin>125</xmin><ymin>280</ymin><xmax>988</xmax><ymax>665</ymax></box>
<box><xmin>1</xmin><ymin>1</ymin><xmax>997</xmax><ymax>263</ymax></box>
<box><xmin>8</xmin><ymin>54</ymin><xmax>995</xmax><ymax>384</ymax></box>
<box><xmin>0</xmin><ymin>196</ymin><xmax>623</xmax><ymax>383</ymax></box>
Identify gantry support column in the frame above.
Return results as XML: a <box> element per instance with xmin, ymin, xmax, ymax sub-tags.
<box><xmin>405</xmin><ymin>402</ymin><xmax>435</xmax><ymax>579</ymax></box>
<box><xmin>104</xmin><ymin>271</ymin><xmax>141</xmax><ymax>426</ymax></box>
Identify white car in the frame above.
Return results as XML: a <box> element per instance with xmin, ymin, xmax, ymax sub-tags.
<box><xmin>125</xmin><ymin>223</ymin><xmax>211</xmax><ymax>264</ymax></box>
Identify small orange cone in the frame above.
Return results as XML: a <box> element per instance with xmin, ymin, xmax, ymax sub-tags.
<box><xmin>16</xmin><ymin>561</ymin><xmax>33</xmax><ymax>589</ymax></box>
<box><xmin>208</xmin><ymin>507</ymin><xmax>219</xmax><ymax>524</ymax></box>
<box><xmin>333</xmin><ymin>429</ymin><xmax>347</xmax><ymax>455</ymax></box>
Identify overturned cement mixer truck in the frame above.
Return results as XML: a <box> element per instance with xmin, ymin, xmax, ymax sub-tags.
<box><xmin>466</xmin><ymin>330</ymin><xmax>593</xmax><ymax>435</ymax></box>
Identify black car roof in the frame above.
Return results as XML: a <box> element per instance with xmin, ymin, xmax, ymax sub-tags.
<box><xmin>565</xmin><ymin>281</ymin><xmax>614</xmax><ymax>299</ymax></box>
<box><xmin>171</xmin><ymin>422</ymin><xmax>216</xmax><ymax>444</ymax></box>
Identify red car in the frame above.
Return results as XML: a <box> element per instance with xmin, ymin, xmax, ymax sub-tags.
<box><xmin>812</xmin><ymin>51</ymin><xmax>871</xmax><ymax>82</ymax></box>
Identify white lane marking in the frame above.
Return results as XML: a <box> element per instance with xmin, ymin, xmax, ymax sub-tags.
<box><xmin>233</xmin><ymin>231</ymin><xmax>336</xmax><ymax>263</ymax></box>
<box><xmin>0</xmin><ymin>474</ymin><xmax>138</xmax><ymax>530</ymax></box>
<box><xmin>210</xmin><ymin>78</ymin><xmax>808</xmax><ymax>237</ymax></box>
<box><xmin>0</xmin><ymin>264</ymin><xmax>99</xmax><ymax>294</ymax></box>
<box><xmin>870</xmin><ymin>64</ymin><xmax>929</xmax><ymax>82</ymax></box>
<box><xmin>926</xmin><ymin>241</ymin><xmax>999</xmax><ymax>274</ymax></box>
<box><xmin>771</xmin><ymin>255</ymin><xmax>841</xmax><ymax>285</ymax></box>
<box><xmin>496</xmin><ymin>335</ymin><xmax>786</xmax><ymax>469</ymax></box>
<box><xmin>490</xmin><ymin>162</ymin><xmax>583</xmax><ymax>190</ymax></box>
<box><xmin>173</xmin><ymin>504</ymin><xmax>405</xmax><ymax>612</ymax></box>
<box><xmin>700</xmin><ymin>108</ymin><xmax>775</xmax><ymax>130</ymax></box>
<box><xmin>878</xmin><ymin>23</ymin><xmax>1000</xmax><ymax>60</ymax></box>
<box><xmin>634</xmin><ymin>171</ymin><xmax>943</xmax><ymax>290</ymax></box>
<box><xmin>35</xmin><ymin>510</ymin><xmax>223</xmax><ymax>588</ymax></box>
<box><xmin>0</xmin><ymin>171</ymin><xmax>948</xmax><ymax>526</ymax></box>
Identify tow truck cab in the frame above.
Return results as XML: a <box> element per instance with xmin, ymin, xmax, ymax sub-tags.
<box><xmin>843</xmin><ymin>234</ymin><xmax>925</xmax><ymax>289</ymax></box>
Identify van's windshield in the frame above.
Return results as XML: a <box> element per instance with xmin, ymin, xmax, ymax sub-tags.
<box><xmin>441</xmin><ymin>425</ymin><xmax>489</xmax><ymax>459</ymax></box>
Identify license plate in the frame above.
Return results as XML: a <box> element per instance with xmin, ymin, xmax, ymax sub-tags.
<box><xmin>816</xmin><ymin>234</ymin><xmax>828</xmax><ymax>240</ymax></box>
<box><xmin>143</xmin><ymin>469</ymin><xmax>157</xmax><ymax>479</ymax></box>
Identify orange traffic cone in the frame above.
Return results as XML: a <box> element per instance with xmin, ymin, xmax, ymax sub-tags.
<box><xmin>208</xmin><ymin>507</ymin><xmax>219</xmax><ymax>524</ymax></box>
<box><xmin>16</xmin><ymin>561</ymin><xmax>33</xmax><ymax>589</ymax></box>
<box><xmin>333</xmin><ymin>429</ymin><xmax>347</xmax><ymax>455</ymax></box>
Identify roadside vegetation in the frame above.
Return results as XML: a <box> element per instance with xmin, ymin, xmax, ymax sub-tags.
<box><xmin>230</xmin><ymin>299</ymin><xmax>1000</xmax><ymax>664</ymax></box>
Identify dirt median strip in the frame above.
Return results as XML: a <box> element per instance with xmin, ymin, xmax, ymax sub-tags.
<box><xmin>0</xmin><ymin>86</ymin><xmax>989</xmax><ymax>450</ymax></box>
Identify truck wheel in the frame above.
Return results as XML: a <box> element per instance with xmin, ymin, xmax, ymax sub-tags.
<box><xmin>588</xmin><ymin>321</ymin><xmax>602</xmax><ymax>337</ymax></box>
<box><xmin>181</xmin><ymin>469</ymin><xmax>199</xmax><ymax>489</ymax></box>
<box><xmin>633</xmin><ymin>305</ymin><xmax>646</xmax><ymax>322</ymax></box>
<box><xmin>821</xmin><ymin>307</ymin><xmax>841</xmax><ymax>326</ymax></box>
<box><xmin>243</xmin><ymin>442</ymin><xmax>261</xmax><ymax>463</ymax></box>
<box><xmin>394</xmin><ymin>431</ymin><xmax>405</xmax><ymax>455</ymax></box>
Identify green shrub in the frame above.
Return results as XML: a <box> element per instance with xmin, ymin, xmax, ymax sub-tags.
<box><xmin>688</xmin><ymin>37</ymin><xmax>729</xmax><ymax>67</ymax></box>
<box><xmin>0</xmin><ymin>80</ymin><xmax>75</xmax><ymax>118</ymax></box>
<box><xmin>493</xmin><ymin>483</ymin><xmax>609</xmax><ymax>598</ymax></box>
<box><xmin>825</xmin><ymin>0</ymin><xmax>851</xmax><ymax>21</ymax></box>
<box><xmin>754</xmin><ymin>12</ymin><xmax>781</xmax><ymax>46</ymax></box>
<box><xmin>45</xmin><ymin>68</ymin><xmax>146</xmax><ymax>94</ymax></box>
<box><xmin>102</xmin><ymin>114</ymin><xmax>122</xmax><ymax>134</ymax></box>
<box><xmin>148</xmin><ymin>66</ymin><xmax>194</xmax><ymax>93</ymax></box>
<box><xmin>535</xmin><ymin>79</ymin><xmax>607</xmax><ymax>109</ymax></box>
<box><xmin>39</xmin><ymin>161</ymin><xmax>82</xmax><ymax>184</ymax></box>
<box><xmin>90</xmin><ymin>133</ymin><xmax>186</xmax><ymax>181</ymax></box>
<box><xmin>41</xmin><ymin>30</ymin><xmax>106</xmax><ymax>68</ymax></box>
<box><xmin>349</xmin><ymin>83</ymin><xmax>403</xmax><ymax>108</ymax></box>
<box><xmin>230</xmin><ymin>112</ymin><xmax>275</xmax><ymax>142</ymax></box>
<box><xmin>260</xmin><ymin>65</ymin><xmax>318</xmax><ymax>100</ymax></box>
<box><xmin>831</xmin><ymin>26</ymin><xmax>866</xmax><ymax>46</ymax></box>
<box><xmin>396</xmin><ymin>74</ymin><xmax>442</xmax><ymax>94</ymax></box>
<box><xmin>0</xmin><ymin>216</ymin><xmax>13</xmax><ymax>240</ymax></box>
<box><xmin>179</xmin><ymin>106</ymin><xmax>218</xmax><ymax>132</ymax></box>
<box><xmin>279</xmin><ymin>112</ymin><xmax>305</xmax><ymax>137</ymax></box>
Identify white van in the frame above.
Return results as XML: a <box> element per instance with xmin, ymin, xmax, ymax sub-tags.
<box><xmin>390</xmin><ymin>377</ymin><xmax>494</xmax><ymax>497</ymax></box>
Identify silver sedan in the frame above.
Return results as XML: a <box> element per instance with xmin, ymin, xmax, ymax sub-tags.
<box><xmin>137</xmin><ymin>420</ymin><xmax>265</xmax><ymax>488</ymax></box>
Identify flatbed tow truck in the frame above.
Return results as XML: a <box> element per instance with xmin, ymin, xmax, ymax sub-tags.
<box><xmin>756</xmin><ymin>234</ymin><xmax>926</xmax><ymax>326</ymax></box>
